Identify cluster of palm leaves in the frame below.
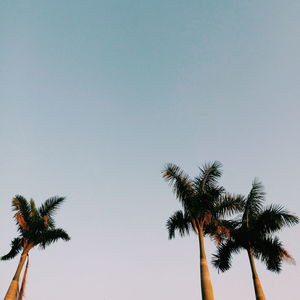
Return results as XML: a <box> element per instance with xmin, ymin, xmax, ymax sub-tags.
<box><xmin>163</xmin><ymin>161</ymin><xmax>299</xmax><ymax>300</ymax></box>
<box><xmin>1</xmin><ymin>196</ymin><xmax>70</xmax><ymax>300</ymax></box>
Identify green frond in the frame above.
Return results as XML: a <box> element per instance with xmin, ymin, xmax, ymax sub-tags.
<box><xmin>12</xmin><ymin>195</ymin><xmax>30</xmax><ymax>225</ymax></box>
<box><xmin>253</xmin><ymin>204</ymin><xmax>299</xmax><ymax>234</ymax></box>
<box><xmin>247</xmin><ymin>179</ymin><xmax>265</xmax><ymax>212</ymax></box>
<box><xmin>252</xmin><ymin>236</ymin><xmax>286</xmax><ymax>273</ymax></box>
<box><xmin>212</xmin><ymin>240</ymin><xmax>241</xmax><ymax>272</ymax></box>
<box><xmin>162</xmin><ymin>164</ymin><xmax>194</xmax><ymax>209</ymax></box>
<box><xmin>166</xmin><ymin>210</ymin><xmax>191</xmax><ymax>239</ymax></box>
<box><xmin>1</xmin><ymin>237</ymin><xmax>23</xmax><ymax>260</ymax></box>
<box><xmin>37</xmin><ymin>228</ymin><xmax>70</xmax><ymax>249</ymax></box>
<box><xmin>195</xmin><ymin>161</ymin><xmax>223</xmax><ymax>193</ymax></box>
<box><xmin>215</xmin><ymin>193</ymin><xmax>245</xmax><ymax>217</ymax></box>
<box><xmin>38</xmin><ymin>197</ymin><xmax>66</xmax><ymax>218</ymax></box>
<box><xmin>242</xmin><ymin>179</ymin><xmax>265</xmax><ymax>225</ymax></box>
<box><xmin>29</xmin><ymin>199</ymin><xmax>38</xmax><ymax>217</ymax></box>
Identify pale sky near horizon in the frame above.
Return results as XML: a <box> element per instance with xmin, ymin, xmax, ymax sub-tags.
<box><xmin>0</xmin><ymin>1</ymin><xmax>300</xmax><ymax>299</ymax></box>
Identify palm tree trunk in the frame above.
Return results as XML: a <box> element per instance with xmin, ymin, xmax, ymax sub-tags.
<box><xmin>18</xmin><ymin>255</ymin><xmax>29</xmax><ymax>300</ymax></box>
<box><xmin>198</xmin><ymin>224</ymin><xmax>214</xmax><ymax>300</ymax></box>
<box><xmin>4</xmin><ymin>252</ymin><xmax>28</xmax><ymax>300</ymax></box>
<box><xmin>247</xmin><ymin>249</ymin><xmax>266</xmax><ymax>300</ymax></box>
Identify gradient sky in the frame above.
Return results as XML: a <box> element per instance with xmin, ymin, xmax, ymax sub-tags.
<box><xmin>0</xmin><ymin>1</ymin><xmax>300</xmax><ymax>299</ymax></box>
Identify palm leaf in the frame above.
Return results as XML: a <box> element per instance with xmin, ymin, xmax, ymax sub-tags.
<box><xmin>162</xmin><ymin>164</ymin><xmax>194</xmax><ymax>209</ymax></box>
<box><xmin>37</xmin><ymin>228</ymin><xmax>70</xmax><ymax>249</ymax></box>
<box><xmin>195</xmin><ymin>161</ymin><xmax>222</xmax><ymax>193</ymax></box>
<box><xmin>253</xmin><ymin>204</ymin><xmax>299</xmax><ymax>234</ymax></box>
<box><xmin>242</xmin><ymin>179</ymin><xmax>265</xmax><ymax>225</ymax></box>
<box><xmin>212</xmin><ymin>240</ymin><xmax>241</xmax><ymax>272</ymax></box>
<box><xmin>1</xmin><ymin>238</ymin><xmax>23</xmax><ymax>260</ymax></box>
<box><xmin>252</xmin><ymin>236</ymin><xmax>291</xmax><ymax>273</ymax></box>
<box><xmin>166</xmin><ymin>210</ymin><xmax>191</xmax><ymax>239</ymax></box>
<box><xmin>215</xmin><ymin>193</ymin><xmax>245</xmax><ymax>217</ymax></box>
<box><xmin>12</xmin><ymin>195</ymin><xmax>30</xmax><ymax>231</ymax></box>
<box><xmin>38</xmin><ymin>197</ymin><xmax>65</xmax><ymax>218</ymax></box>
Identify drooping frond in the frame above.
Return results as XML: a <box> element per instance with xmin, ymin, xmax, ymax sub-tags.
<box><xmin>37</xmin><ymin>228</ymin><xmax>70</xmax><ymax>249</ymax></box>
<box><xmin>162</xmin><ymin>164</ymin><xmax>194</xmax><ymax>208</ymax></box>
<box><xmin>212</xmin><ymin>240</ymin><xmax>241</xmax><ymax>272</ymax></box>
<box><xmin>252</xmin><ymin>236</ymin><xmax>289</xmax><ymax>273</ymax></box>
<box><xmin>166</xmin><ymin>210</ymin><xmax>191</xmax><ymax>239</ymax></box>
<box><xmin>1</xmin><ymin>237</ymin><xmax>23</xmax><ymax>260</ymax></box>
<box><xmin>215</xmin><ymin>193</ymin><xmax>245</xmax><ymax>217</ymax></box>
<box><xmin>253</xmin><ymin>204</ymin><xmax>299</xmax><ymax>234</ymax></box>
<box><xmin>194</xmin><ymin>161</ymin><xmax>222</xmax><ymax>193</ymax></box>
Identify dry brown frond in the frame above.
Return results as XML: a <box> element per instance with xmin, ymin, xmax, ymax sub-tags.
<box><xmin>43</xmin><ymin>216</ymin><xmax>49</xmax><ymax>227</ymax></box>
<box><xmin>204</xmin><ymin>213</ymin><xmax>212</xmax><ymax>225</ymax></box>
<box><xmin>15</xmin><ymin>212</ymin><xmax>28</xmax><ymax>231</ymax></box>
<box><xmin>281</xmin><ymin>248</ymin><xmax>296</xmax><ymax>265</ymax></box>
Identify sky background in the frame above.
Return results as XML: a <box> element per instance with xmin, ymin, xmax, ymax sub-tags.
<box><xmin>0</xmin><ymin>0</ymin><xmax>300</xmax><ymax>299</ymax></box>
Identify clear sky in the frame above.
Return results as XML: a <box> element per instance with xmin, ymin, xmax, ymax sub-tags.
<box><xmin>0</xmin><ymin>1</ymin><xmax>299</xmax><ymax>299</ymax></box>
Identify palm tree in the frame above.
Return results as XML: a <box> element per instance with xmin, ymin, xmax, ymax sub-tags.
<box><xmin>2</xmin><ymin>195</ymin><xmax>71</xmax><ymax>300</ymax></box>
<box><xmin>212</xmin><ymin>179</ymin><xmax>299</xmax><ymax>300</ymax></box>
<box><xmin>163</xmin><ymin>161</ymin><xmax>243</xmax><ymax>300</ymax></box>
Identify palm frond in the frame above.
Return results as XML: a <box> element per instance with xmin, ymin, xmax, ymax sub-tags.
<box><xmin>242</xmin><ymin>179</ymin><xmax>265</xmax><ymax>225</ymax></box>
<box><xmin>38</xmin><ymin>197</ymin><xmax>66</xmax><ymax>218</ymax></box>
<box><xmin>29</xmin><ymin>199</ymin><xmax>38</xmax><ymax>217</ymax></box>
<box><xmin>194</xmin><ymin>161</ymin><xmax>222</xmax><ymax>193</ymax></box>
<box><xmin>166</xmin><ymin>210</ymin><xmax>191</xmax><ymax>239</ymax></box>
<box><xmin>215</xmin><ymin>193</ymin><xmax>245</xmax><ymax>217</ymax></box>
<box><xmin>252</xmin><ymin>236</ymin><xmax>291</xmax><ymax>273</ymax></box>
<box><xmin>212</xmin><ymin>240</ymin><xmax>241</xmax><ymax>272</ymax></box>
<box><xmin>247</xmin><ymin>179</ymin><xmax>265</xmax><ymax>212</ymax></box>
<box><xmin>12</xmin><ymin>195</ymin><xmax>30</xmax><ymax>231</ymax></box>
<box><xmin>37</xmin><ymin>228</ymin><xmax>70</xmax><ymax>249</ymax></box>
<box><xmin>253</xmin><ymin>204</ymin><xmax>299</xmax><ymax>234</ymax></box>
<box><xmin>162</xmin><ymin>164</ymin><xmax>194</xmax><ymax>208</ymax></box>
<box><xmin>1</xmin><ymin>238</ymin><xmax>23</xmax><ymax>260</ymax></box>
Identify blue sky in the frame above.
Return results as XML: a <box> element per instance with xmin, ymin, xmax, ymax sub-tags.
<box><xmin>0</xmin><ymin>1</ymin><xmax>300</xmax><ymax>299</ymax></box>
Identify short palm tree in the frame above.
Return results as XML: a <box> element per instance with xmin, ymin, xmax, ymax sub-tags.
<box><xmin>212</xmin><ymin>179</ymin><xmax>299</xmax><ymax>300</ymax></box>
<box><xmin>2</xmin><ymin>195</ymin><xmax>70</xmax><ymax>300</ymax></box>
<box><xmin>163</xmin><ymin>161</ymin><xmax>243</xmax><ymax>300</ymax></box>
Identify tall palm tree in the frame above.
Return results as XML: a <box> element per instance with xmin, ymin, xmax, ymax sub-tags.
<box><xmin>163</xmin><ymin>161</ymin><xmax>243</xmax><ymax>300</ymax></box>
<box><xmin>2</xmin><ymin>195</ymin><xmax>71</xmax><ymax>300</ymax></box>
<box><xmin>212</xmin><ymin>179</ymin><xmax>299</xmax><ymax>300</ymax></box>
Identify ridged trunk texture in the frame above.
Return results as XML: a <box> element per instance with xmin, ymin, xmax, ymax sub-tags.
<box><xmin>4</xmin><ymin>252</ymin><xmax>28</xmax><ymax>300</ymax></box>
<box><xmin>247</xmin><ymin>249</ymin><xmax>266</xmax><ymax>300</ymax></box>
<box><xmin>198</xmin><ymin>224</ymin><xmax>214</xmax><ymax>300</ymax></box>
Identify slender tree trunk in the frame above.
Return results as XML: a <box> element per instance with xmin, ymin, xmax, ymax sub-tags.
<box><xmin>4</xmin><ymin>251</ymin><xmax>28</xmax><ymax>300</ymax></box>
<box><xmin>18</xmin><ymin>255</ymin><xmax>29</xmax><ymax>300</ymax></box>
<box><xmin>198</xmin><ymin>224</ymin><xmax>214</xmax><ymax>300</ymax></box>
<box><xmin>247</xmin><ymin>249</ymin><xmax>266</xmax><ymax>300</ymax></box>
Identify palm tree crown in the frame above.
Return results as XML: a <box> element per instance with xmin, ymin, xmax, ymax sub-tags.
<box><xmin>2</xmin><ymin>195</ymin><xmax>70</xmax><ymax>300</ymax></box>
<box><xmin>163</xmin><ymin>161</ymin><xmax>243</xmax><ymax>240</ymax></box>
<box><xmin>212</xmin><ymin>179</ymin><xmax>299</xmax><ymax>273</ymax></box>
<box><xmin>2</xmin><ymin>195</ymin><xmax>70</xmax><ymax>261</ymax></box>
<box><xmin>212</xmin><ymin>179</ymin><xmax>299</xmax><ymax>300</ymax></box>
